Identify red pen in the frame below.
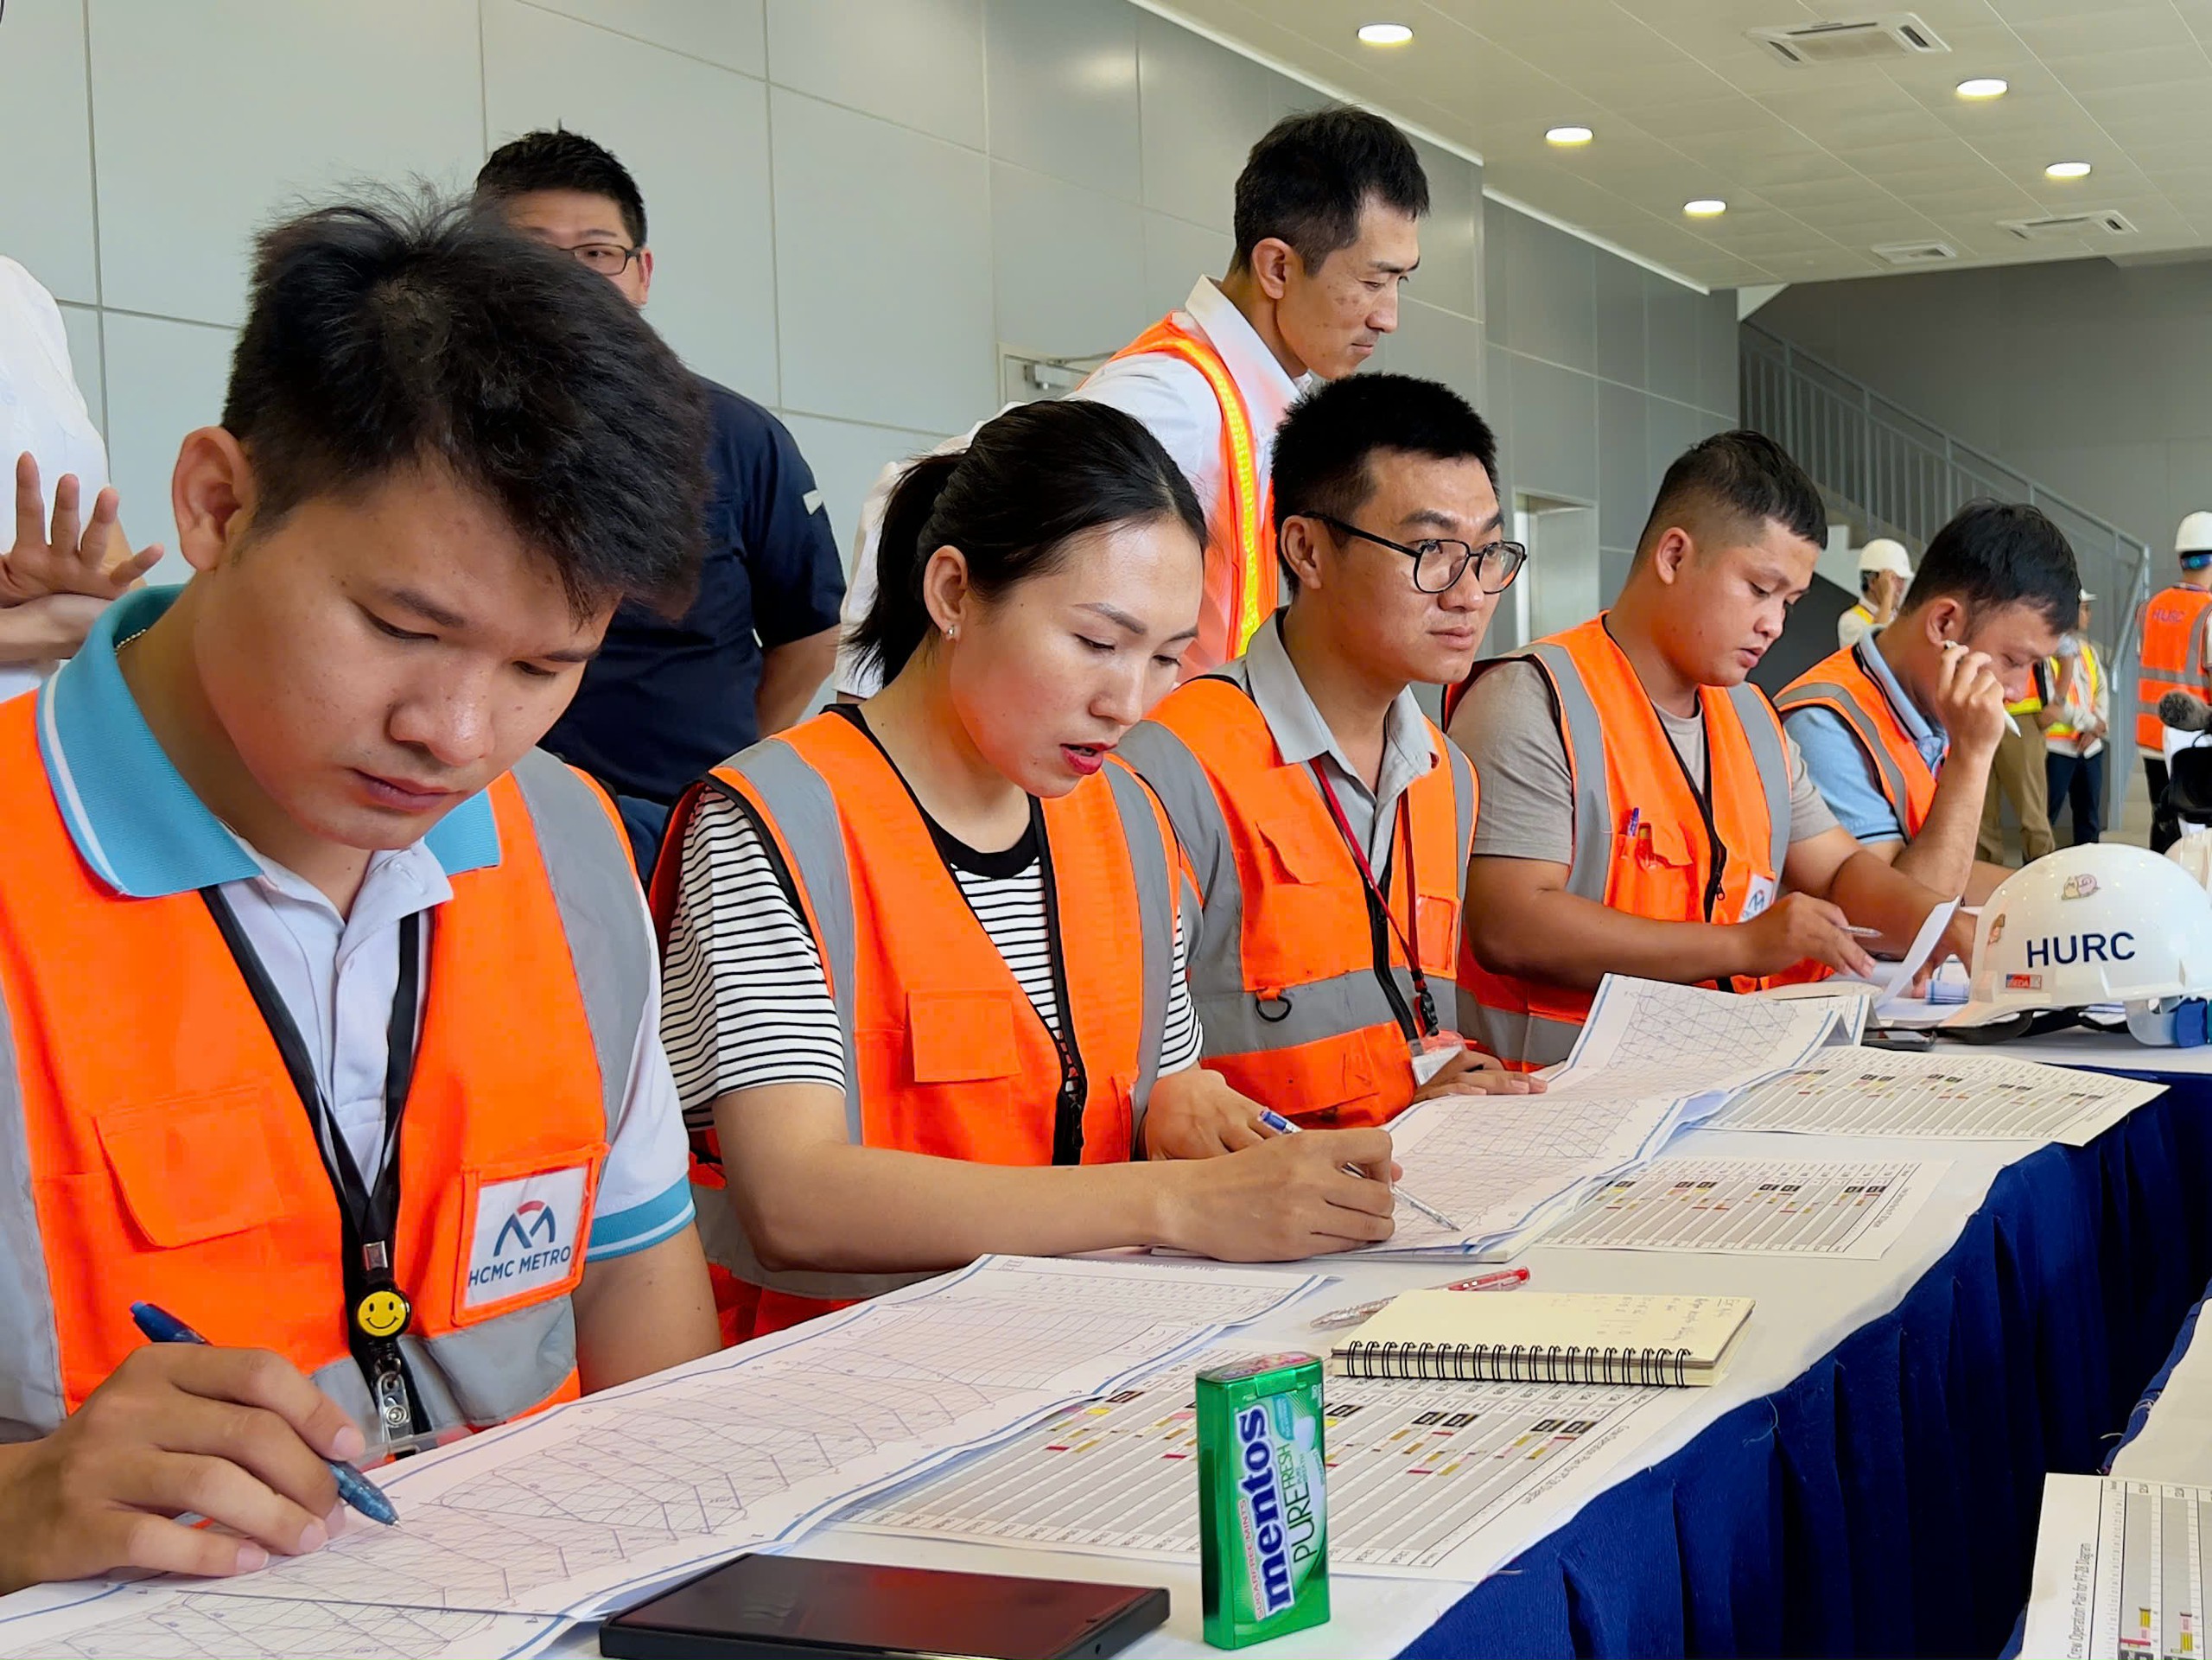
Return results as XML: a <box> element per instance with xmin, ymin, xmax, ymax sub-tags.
<box><xmin>1307</xmin><ymin>1266</ymin><xmax>1529</xmax><ymax>1331</ymax></box>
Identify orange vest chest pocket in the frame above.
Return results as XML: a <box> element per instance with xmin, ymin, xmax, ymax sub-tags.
<box><xmin>453</xmin><ymin>1146</ymin><xmax>607</xmax><ymax>1325</ymax></box>
<box><xmin>1414</xmin><ymin>894</ymin><xmax>1460</xmax><ymax>976</ymax></box>
<box><xmin>858</xmin><ymin>989</ymin><xmax>1033</xmax><ymax>1163</ymax></box>
<box><xmin>1244</xmin><ymin>805</ymin><xmax>1360</xmax><ymax>989</ymax></box>
<box><xmin>94</xmin><ymin>1086</ymin><xmax>302</xmax><ymax>1252</ymax></box>
<box><xmin>1608</xmin><ymin>819</ymin><xmax>1705</xmax><ymax>923</ymax></box>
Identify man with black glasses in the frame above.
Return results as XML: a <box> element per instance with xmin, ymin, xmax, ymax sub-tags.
<box><xmin>1117</xmin><ymin>374</ymin><xmax>1537</xmax><ymax>1142</ymax></box>
<box><xmin>476</xmin><ymin>130</ymin><xmax>844</xmax><ymax>874</ymax></box>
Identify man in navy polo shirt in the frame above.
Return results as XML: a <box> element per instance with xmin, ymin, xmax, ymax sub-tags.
<box><xmin>477</xmin><ymin>130</ymin><xmax>844</xmax><ymax>873</ymax></box>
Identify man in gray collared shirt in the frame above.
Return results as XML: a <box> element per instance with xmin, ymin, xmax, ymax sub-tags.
<box><xmin>1118</xmin><ymin>374</ymin><xmax>1537</xmax><ymax>1142</ymax></box>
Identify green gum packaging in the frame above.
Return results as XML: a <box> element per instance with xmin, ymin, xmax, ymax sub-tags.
<box><xmin>1196</xmin><ymin>1352</ymin><xmax>1330</xmax><ymax>1648</ymax></box>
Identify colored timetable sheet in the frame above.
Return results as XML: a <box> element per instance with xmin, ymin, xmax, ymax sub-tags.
<box><xmin>847</xmin><ymin>1347</ymin><xmax>1698</xmax><ymax>1580</ymax></box>
<box><xmin>1706</xmin><ymin>1046</ymin><xmax>2165</xmax><ymax>1145</ymax></box>
<box><xmin>0</xmin><ymin>1257</ymin><xmax>1320</xmax><ymax>1657</ymax></box>
<box><xmin>2025</xmin><ymin>1474</ymin><xmax>2212</xmax><ymax>1659</ymax></box>
<box><xmin>1541</xmin><ymin>1156</ymin><xmax>1948</xmax><ymax>1260</ymax></box>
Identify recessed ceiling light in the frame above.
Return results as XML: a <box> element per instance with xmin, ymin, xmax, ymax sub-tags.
<box><xmin>1955</xmin><ymin>77</ymin><xmax>2008</xmax><ymax>99</ymax></box>
<box><xmin>1684</xmin><ymin>198</ymin><xmax>1727</xmax><ymax>218</ymax></box>
<box><xmin>2046</xmin><ymin>160</ymin><xmax>2093</xmax><ymax>180</ymax></box>
<box><xmin>1546</xmin><ymin>125</ymin><xmax>1594</xmax><ymax>146</ymax></box>
<box><xmin>1357</xmin><ymin>22</ymin><xmax>1413</xmax><ymax>45</ymax></box>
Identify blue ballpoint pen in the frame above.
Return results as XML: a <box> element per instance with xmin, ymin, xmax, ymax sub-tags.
<box><xmin>1255</xmin><ymin>1108</ymin><xmax>1461</xmax><ymax>1231</ymax></box>
<box><xmin>128</xmin><ymin>1301</ymin><xmax>399</xmax><ymax>1527</ymax></box>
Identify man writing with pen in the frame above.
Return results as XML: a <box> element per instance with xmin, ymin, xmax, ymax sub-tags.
<box><xmin>0</xmin><ymin>194</ymin><xmax>721</xmax><ymax>1593</ymax></box>
<box><xmin>1447</xmin><ymin>431</ymin><xmax>1974</xmax><ymax>1071</ymax></box>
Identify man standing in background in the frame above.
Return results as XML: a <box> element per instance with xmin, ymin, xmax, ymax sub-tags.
<box><xmin>1837</xmin><ymin>538</ymin><xmax>1911</xmax><ymax>651</ymax></box>
<box><xmin>2138</xmin><ymin>513</ymin><xmax>2212</xmax><ymax>853</ymax></box>
<box><xmin>2044</xmin><ymin>588</ymin><xmax>2107</xmax><ymax>846</ymax></box>
<box><xmin>1975</xmin><ymin>658</ymin><xmax>2056</xmax><ymax>865</ymax></box>
<box><xmin>834</xmin><ymin>106</ymin><xmax>1430</xmax><ymax>696</ymax></box>
<box><xmin>477</xmin><ymin>130</ymin><xmax>845</xmax><ymax>874</ymax></box>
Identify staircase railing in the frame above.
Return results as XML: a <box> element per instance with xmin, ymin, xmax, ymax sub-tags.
<box><xmin>1741</xmin><ymin>321</ymin><xmax>2155</xmax><ymax>826</ymax></box>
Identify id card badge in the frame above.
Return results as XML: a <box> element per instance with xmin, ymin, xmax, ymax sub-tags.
<box><xmin>1411</xmin><ymin>1031</ymin><xmax>1469</xmax><ymax>1088</ymax></box>
<box><xmin>1741</xmin><ymin>874</ymin><xmax>1779</xmax><ymax>921</ymax></box>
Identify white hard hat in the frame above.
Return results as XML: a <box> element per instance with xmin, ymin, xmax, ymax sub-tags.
<box><xmin>2177</xmin><ymin>511</ymin><xmax>2212</xmax><ymax>554</ymax></box>
<box><xmin>1858</xmin><ymin>538</ymin><xmax>1912</xmax><ymax>579</ymax></box>
<box><xmin>1946</xmin><ymin>845</ymin><xmax>2212</xmax><ymax>1043</ymax></box>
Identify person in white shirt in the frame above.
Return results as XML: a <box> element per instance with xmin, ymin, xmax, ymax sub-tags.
<box><xmin>835</xmin><ymin>106</ymin><xmax>1429</xmax><ymax>696</ymax></box>
<box><xmin>0</xmin><ymin>257</ymin><xmax>160</xmax><ymax>699</ymax></box>
<box><xmin>1836</xmin><ymin>537</ymin><xmax>1912</xmax><ymax>651</ymax></box>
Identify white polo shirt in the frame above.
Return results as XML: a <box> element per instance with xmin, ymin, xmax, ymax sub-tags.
<box><xmin>1</xmin><ymin>256</ymin><xmax>111</xmax><ymax>704</ymax></box>
<box><xmin>832</xmin><ymin>277</ymin><xmax>1311</xmax><ymax>697</ymax></box>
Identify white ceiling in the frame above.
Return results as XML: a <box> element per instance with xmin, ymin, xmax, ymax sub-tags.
<box><xmin>1155</xmin><ymin>0</ymin><xmax>2212</xmax><ymax>289</ymax></box>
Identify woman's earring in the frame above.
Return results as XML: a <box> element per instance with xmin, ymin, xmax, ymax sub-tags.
<box><xmin>945</xmin><ymin>624</ymin><xmax>958</xmax><ymax>640</ymax></box>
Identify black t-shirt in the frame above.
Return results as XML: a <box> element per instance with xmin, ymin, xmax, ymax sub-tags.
<box><xmin>544</xmin><ymin>373</ymin><xmax>845</xmax><ymax>805</ymax></box>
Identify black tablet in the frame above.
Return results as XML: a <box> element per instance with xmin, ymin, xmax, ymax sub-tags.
<box><xmin>599</xmin><ymin>1554</ymin><xmax>1170</xmax><ymax>1660</ymax></box>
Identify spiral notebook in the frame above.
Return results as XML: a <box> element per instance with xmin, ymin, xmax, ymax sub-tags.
<box><xmin>1331</xmin><ymin>1290</ymin><xmax>1753</xmax><ymax>1386</ymax></box>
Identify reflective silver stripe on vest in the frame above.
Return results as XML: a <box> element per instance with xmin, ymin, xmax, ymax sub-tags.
<box><xmin>722</xmin><ymin>740</ymin><xmax>863</xmax><ymax>1142</ymax></box>
<box><xmin>1774</xmin><ymin>678</ymin><xmax>1914</xmax><ymax>829</ymax></box>
<box><xmin>1527</xmin><ymin>642</ymin><xmax>1617</xmax><ymax>905</ymax></box>
<box><xmin>1444</xmin><ymin>735</ymin><xmax>1477</xmax><ymax>869</ymax></box>
<box><xmin>1728</xmin><ymin>684</ymin><xmax>1794</xmax><ymax>879</ymax></box>
<box><xmin>1460</xmin><ymin>645</ymin><xmax>1611</xmax><ymax>1067</ymax></box>
<box><xmin>0</xmin><ymin>754</ymin><xmax>648</xmax><ymax>1440</ymax></box>
<box><xmin>701</xmin><ymin>740</ymin><xmax>921</xmax><ymax>1305</ymax></box>
<box><xmin>0</xmin><ymin>981</ymin><xmax>60</xmax><ymax>1442</ymax></box>
<box><xmin>1103</xmin><ymin>762</ymin><xmax>1174</xmax><ymax>1149</ymax></box>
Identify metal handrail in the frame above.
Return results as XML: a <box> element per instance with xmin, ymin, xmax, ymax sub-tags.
<box><xmin>1742</xmin><ymin>321</ymin><xmax>2155</xmax><ymax>824</ymax></box>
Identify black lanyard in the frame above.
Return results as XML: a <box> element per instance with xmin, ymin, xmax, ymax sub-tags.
<box><xmin>1651</xmin><ymin>700</ymin><xmax>1740</xmax><ymax>993</ymax></box>
<box><xmin>1308</xmin><ymin>761</ymin><xmax>1440</xmax><ymax>1040</ymax></box>
<box><xmin>200</xmin><ymin>889</ymin><xmax>429</xmax><ymax>1441</ymax></box>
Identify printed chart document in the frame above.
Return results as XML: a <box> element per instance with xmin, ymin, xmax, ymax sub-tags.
<box><xmin>1546</xmin><ymin>975</ymin><xmax>1846</xmax><ymax>1106</ymax></box>
<box><xmin>0</xmin><ymin>1257</ymin><xmax>1319</xmax><ymax>1656</ymax></box>
<box><xmin>1541</xmin><ymin>1156</ymin><xmax>1948</xmax><ymax>1260</ymax></box>
<box><xmin>846</xmin><ymin>1345</ymin><xmax>1700</xmax><ymax>1582</ymax></box>
<box><xmin>0</xmin><ymin>1584</ymin><xmax>559</xmax><ymax>1660</ymax></box>
<box><xmin>1707</xmin><ymin>1046</ymin><xmax>2164</xmax><ymax>1145</ymax></box>
<box><xmin>1370</xmin><ymin>976</ymin><xmax>1850</xmax><ymax>1256</ymax></box>
<box><xmin>2024</xmin><ymin>1472</ymin><xmax>2212</xmax><ymax>1659</ymax></box>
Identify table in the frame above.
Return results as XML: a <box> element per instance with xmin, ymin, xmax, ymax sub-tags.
<box><xmin>741</xmin><ymin>1037</ymin><xmax>2212</xmax><ymax>1659</ymax></box>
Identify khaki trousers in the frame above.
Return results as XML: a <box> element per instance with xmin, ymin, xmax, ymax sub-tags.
<box><xmin>1977</xmin><ymin>722</ymin><xmax>2054</xmax><ymax>862</ymax></box>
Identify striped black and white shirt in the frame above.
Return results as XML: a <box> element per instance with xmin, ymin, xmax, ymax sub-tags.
<box><xmin>663</xmin><ymin>777</ymin><xmax>1204</xmax><ymax>1130</ymax></box>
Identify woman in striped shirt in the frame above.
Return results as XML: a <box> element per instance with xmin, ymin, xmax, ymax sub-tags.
<box><xmin>658</xmin><ymin>400</ymin><xmax>1397</xmax><ymax>1335</ymax></box>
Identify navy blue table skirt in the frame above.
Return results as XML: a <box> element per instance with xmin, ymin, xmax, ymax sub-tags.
<box><xmin>1410</xmin><ymin>1072</ymin><xmax>2212</xmax><ymax>1660</ymax></box>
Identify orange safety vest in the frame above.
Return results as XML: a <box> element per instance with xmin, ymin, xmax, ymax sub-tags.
<box><xmin>2137</xmin><ymin>583</ymin><xmax>2212</xmax><ymax>747</ymax></box>
<box><xmin>653</xmin><ymin>710</ymin><xmax>1181</xmax><ymax>1339</ymax></box>
<box><xmin>1102</xmin><ymin>315</ymin><xmax>1276</xmax><ymax>675</ymax></box>
<box><xmin>0</xmin><ymin>698</ymin><xmax>639</xmax><ymax>1439</ymax></box>
<box><xmin>1131</xmin><ymin>676</ymin><xmax>1475</xmax><ymax>1129</ymax></box>
<box><xmin>1457</xmin><ymin>615</ymin><xmax>1794</xmax><ymax>1069</ymax></box>
<box><xmin>1775</xmin><ymin>639</ymin><xmax>1941</xmax><ymax>841</ymax></box>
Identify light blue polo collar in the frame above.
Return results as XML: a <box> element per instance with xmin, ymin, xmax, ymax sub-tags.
<box><xmin>35</xmin><ymin>585</ymin><xmax>500</xmax><ymax>898</ymax></box>
<box><xmin>1858</xmin><ymin>631</ymin><xmax>1950</xmax><ymax>766</ymax></box>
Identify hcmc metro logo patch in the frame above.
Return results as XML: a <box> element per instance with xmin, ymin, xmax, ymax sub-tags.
<box><xmin>463</xmin><ymin>1167</ymin><xmax>591</xmax><ymax>1311</ymax></box>
<box><xmin>495</xmin><ymin>1199</ymin><xmax>558</xmax><ymax>1257</ymax></box>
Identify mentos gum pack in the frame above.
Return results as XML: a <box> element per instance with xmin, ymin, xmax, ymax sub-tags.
<box><xmin>1196</xmin><ymin>1352</ymin><xmax>1329</xmax><ymax>1648</ymax></box>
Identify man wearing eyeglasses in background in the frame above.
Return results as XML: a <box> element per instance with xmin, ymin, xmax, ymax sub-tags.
<box><xmin>475</xmin><ymin>130</ymin><xmax>844</xmax><ymax>874</ymax></box>
<box><xmin>1117</xmin><ymin>375</ymin><xmax>1537</xmax><ymax>1144</ymax></box>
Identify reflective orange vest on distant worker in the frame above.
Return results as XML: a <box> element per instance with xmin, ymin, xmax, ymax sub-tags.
<box><xmin>1775</xmin><ymin>639</ymin><xmax>1941</xmax><ymax>841</ymax></box>
<box><xmin>1456</xmin><ymin>615</ymin><xmax>1794</xmax><ymax>1070</ymax></box>
<box><xmin>2136</xmin><ymin>583</ymin><xmax>2212</xmax><ymax>747</ymax></box>
<box><xmin>1102</xmin><ymin>315</ymin><xmax>1276</xmax><ymax>675</ymax></box>
<box><xmin>0</xmin><ymin>695</ymin><xmax>642</xmax><ymax>1439</ymax></box>
<box><xmin>1132</xmin><ymin>676</ymin><xmax>1476</xmax><ymax>1131</ymax></box>
<box><xmin>653</xmin><ymin>709</ymin><xmax>1183</xmax><ymax>1340</ymax></box>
